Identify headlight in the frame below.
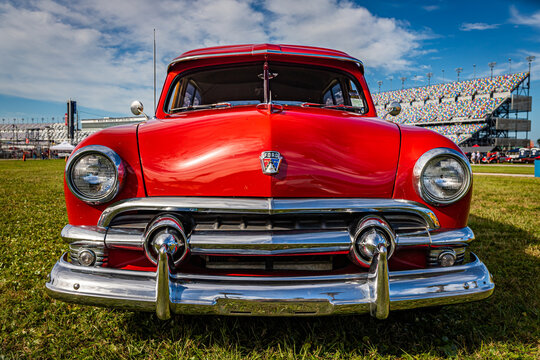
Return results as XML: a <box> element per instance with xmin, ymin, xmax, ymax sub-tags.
<box><xmin>413</xmin><ymin>148</ymin><xmax>472</xmax><ymax>206</ymax></box>
<box><xmin>66</xmin><ymin>145</ymin><xmax>124</xmax><ymax>204</ymax></box>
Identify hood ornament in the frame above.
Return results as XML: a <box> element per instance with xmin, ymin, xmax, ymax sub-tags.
<box><xmin>260</xmin><ymin>151</ymin><xmax>283</xmax><ymax>175</ymax></box>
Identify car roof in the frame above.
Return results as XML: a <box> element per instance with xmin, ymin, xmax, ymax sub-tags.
<box><xmin>168</xmin><ymin>44</ymin><xmax>363</xmax><ymax>72</ymax></box>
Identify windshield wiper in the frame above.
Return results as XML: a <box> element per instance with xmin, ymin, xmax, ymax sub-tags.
<box><xmin>323</xmin><ymin>104</ymin><xmax>364</xmax><ymax>112</ymax></box>
<box><xmin>300</xmin><ymin>102</ymin><xmax>324</xmax><ymax>108</ymax></box>
<box><xmin>171</xmin><ymin>102</ymin><xmax>231</xmax><ymax>113</ymax></box>
<box><xmin>300</xmin><ymin>103</ymin><xmax>364</xmax><ymax>113</ymax></box>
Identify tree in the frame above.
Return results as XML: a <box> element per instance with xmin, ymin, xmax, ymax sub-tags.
<box><xmin>537</xmin><ymin>138</ymin><xmax>540</xmax><ymax>147</ymax></box>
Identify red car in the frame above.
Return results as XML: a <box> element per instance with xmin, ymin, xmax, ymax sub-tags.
<box><xmin>46</xmin><ymin>44</ymin><xmax>494</xmax><ymax>319</ymax></box>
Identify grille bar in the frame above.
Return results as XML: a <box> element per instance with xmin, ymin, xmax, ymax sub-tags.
<box><xmin>99</xmin><ymin>197</ymin><xmax>440</xmax><ymax>230</ymax></box>
<box><xmin>189</xmin><ymin>230</ymin><xmax>352</xmax><ymax>256</ymax></box>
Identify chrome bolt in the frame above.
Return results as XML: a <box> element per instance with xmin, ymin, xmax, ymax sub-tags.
<box><xmin>73</xmin><ymin>283</ymin><xmax>80</xmax><ymax>290</ymax></box>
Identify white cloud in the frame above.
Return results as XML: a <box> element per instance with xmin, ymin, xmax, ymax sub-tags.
<box><xmin>264</xmin><ymin>0</ymin><xmax>425</xmax><ymax>71</ymax></box>
<box><xmin>0</xmin><ymin>0</ymin><xmax>425</xmax><ymax>114</ymax></box>
<box><xmin>459</xmin><ymin>22</ymin><xmax>499</xmax><ymax>31</ymax></box>
<box><xmin>510</xmin><ymin>5</ymin><xmax>540</xmax><ymax>28</ymax></box>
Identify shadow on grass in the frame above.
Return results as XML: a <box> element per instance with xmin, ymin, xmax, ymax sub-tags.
<box><xmin>118</xmin><ymin>214</ymin><xmax>539</xmax><ymax>357</ymax></box>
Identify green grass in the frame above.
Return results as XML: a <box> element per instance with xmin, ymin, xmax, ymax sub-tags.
<box><xmin>471</xmin><ymin>165</ymin><xmax>535</xmax><ymax>175</ymax></box>
<box><xmin>1</xmin><ymin>160</ymin><xmax>539</xmax><ymax>359</ymax></box>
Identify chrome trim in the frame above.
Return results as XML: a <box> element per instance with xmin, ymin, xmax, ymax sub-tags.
<box><xmin>156</xmin><ymin>248</ymin><xmax>172</xmax><ymax>320</ymax></box>
<box><xmin>413</xmin><ymin>148</ymin><xmax>472</xmax><ymax>206</ymax></box>
<box><xmin>429</xmin><ymin>247</ymin><xmax>466</xmax><ymax>267</ymax></box>
<box><xmin>69</xmin><ymin>244</ymin><xmax>106</xmax><ymax>267</ymax></box>
<box><xmin>168</xmin><ymin>48</ymin><xmax>363</xmax><ymax>71</ymax></box>
<box><xmin>385</xmin><ymin>102</ymin><xmax>401</xmax><ymax>118</ymax></box>
<box><xmin>104</xmin><ymin>228</ymin><xmax>144</xmax><ymax>250</ymax></box>
<box><xmin>62</xmin><ymin>224</ymin><xmax>474</xmax><ymax>254</ymax></box>
<box><xmin>97</xmin><ymin>197</ymin><xmax>440</xmax><ymax>230</ymax></box>
<box><xmin>352</xmin><ymin>216</ymin><xmax>396</xmax><ymax>266</ymax></box>
<box><xmin>189</xmin><ymin>230</ymin><xmax>352</xmax><ymax>255</ymax></box>
<box><xmin>397</xmin><ymin>226</ymin><xmax>474</xmax><ymax>246</ymax></box>
<box><xmin>61</xmin><ymin>225</ymin><xmax>105</xmax><ymax>244</ymax></box>
<box><xmin>430</xmin><ymin>227</ymin><xmax>474</xmax><ymax>245</ymax></box>
<box><xmin>143</xmin><ymin>215</ymin><xmax>188</xmax><ymax>265</ymax></box>
<box><xmin>130</xmin><ymin>100</ymin><xmax>149</xmax><ymax>120</ymax></box>
<box><xmin>65</xmin><ymin>145</ymin><xmax>125</xmax><ymax>205</ymax></box>
<box><xmin>368</xmin><ymin>244</ymin><xmax>389</xmax><ymax>319</ymax></box>
<box><xmin>46</xmin><ymin>252</ymin><xmax>494</xmax><ymax>317</ymax></box>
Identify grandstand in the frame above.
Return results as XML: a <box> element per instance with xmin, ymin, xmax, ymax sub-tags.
<box><xmin>0</xmin><ymin>117</ymin><xmax>142</xmax><ymax>158</ymax></box>
<box><xmin>373</xmin><ymin>72</ymin><xmax>533</xmax><ymax>149</ymax></box>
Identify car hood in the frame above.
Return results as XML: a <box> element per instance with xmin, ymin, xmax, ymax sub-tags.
<box><xmin>137</xmin><ymin>106</ymin><xmax>400</xmax><ymax>197</ymax></box>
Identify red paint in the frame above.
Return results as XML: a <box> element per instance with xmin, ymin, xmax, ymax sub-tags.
<box><xmin>388</xmin><ymin>248</ymin><xmax>428</xmax><ymax>270</ymax></box>
<box><xmin>175</xmin><ymin>44</ymin><xmax>356</xmax><ymax>63</ymax></box>
<box><xmin>138</xmin><ymin>107</ymin><xmax>399</xmax><ymax>197</ymax></box>
<box><xmin>107</xmin><ymin>249</ymin><xmax>155</xmax><ymax>270</ymax></box>
<box><xmin>392</xmin><ymin>125</ymin><xmax>472</xmax><ymax>230</ymax></box>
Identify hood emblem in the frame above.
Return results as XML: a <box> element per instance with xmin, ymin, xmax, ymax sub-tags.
<box><xmin>260</xmin><ymin>151</ymin><xmax>283</xmax><ymax>175</ymax></box>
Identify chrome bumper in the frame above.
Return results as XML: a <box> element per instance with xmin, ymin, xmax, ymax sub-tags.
<box><xmin>46</xmin><ymin>251</ymin><xmax>494</xmax><ymax>318</ymax></box>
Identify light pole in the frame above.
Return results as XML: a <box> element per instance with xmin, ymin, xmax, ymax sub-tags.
<box><xmin>455</xmin><ymin>67</ymin><xmax>463</xmax><ymax>82</ymax></box>
<box><xmin>526</xmin><ymin>55</ymin><xmax>536</xmax><ymax>74</ymax></box>
<box><xmin>473</xmin><ymin>64</ymin><xmax>476</xmax><ymax>80</ymax></box>
<box><xmin>400</xmin><ymin>77</ymin><xmax>407</xmax><ymax>90</ymax></box>
<box><xmin>377</xmin><ymin>80</ymin><xmax>383</xmax><ymax>94</ymax></box>
<box><xmin>14</xmin><ymin>118</ymin><xmax>18</xmax><ymax>144</ymax></box>
<box><xmin>388</xmin><ymin>76</ymin><xmax>393</xmax><ymax>90</ymax></box>
<box><xmin>427</xmin><ymin>72</ymin><xmax>433</xmax><ymax>86</ymax></box>
<box><xmin>488</xmin><ymin>62</ymin><xmax>496</xmax><ymax>80</ymax></box>
<box><xmin>442</xmin><ymin>69</ymin><xmax>445</xmax><ymax>83</ymax></box>
<box><xmin>508</xmin><ymin>58</ymin><xmax>512</xmax><ymax>73</ymax></box>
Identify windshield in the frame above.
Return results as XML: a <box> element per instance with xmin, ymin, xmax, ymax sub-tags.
<box><xmin>165</xmin><ymin>63</ymin><xmax>367</xmax><ymax>114</ymax></box>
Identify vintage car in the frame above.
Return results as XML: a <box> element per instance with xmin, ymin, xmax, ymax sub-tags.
<box><xmin>46</xmin><ymin>44</ymin><xmax>494</xmax><ymax>319</ymax></box>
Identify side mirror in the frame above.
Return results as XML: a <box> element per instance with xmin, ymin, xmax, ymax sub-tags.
<box><xmin>387</xmin><ymin>101</ymin><xmax>401</xmax><ymax>116</ymax></box>
<box><xmin>130</xmin><ymin>100</ymin><xmax>149</xmax><ymax>120</ymax></box>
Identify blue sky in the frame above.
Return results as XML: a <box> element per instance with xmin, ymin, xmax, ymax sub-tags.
<box><xmin>0</xmin><ymin>0</ymin><xmax>539</xmax><ymax>143</ymax></box>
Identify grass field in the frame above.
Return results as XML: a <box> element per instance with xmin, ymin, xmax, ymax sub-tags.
<box><xmin>471</xmin><ymin>164</ymin><xmax>535</xmax><ymax>175</ymax></box>
<box><xmin>1</xmin><ymin>160</ymin><xmax>539</xmax><ymax>359</ymax></box>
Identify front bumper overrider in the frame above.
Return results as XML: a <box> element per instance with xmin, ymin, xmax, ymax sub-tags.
<box><xmin>46</xmin><ymin>251</ymin><xmax>494</xmax><ymax>319</ymax></box>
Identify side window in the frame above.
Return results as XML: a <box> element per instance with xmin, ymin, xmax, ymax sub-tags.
<box><xmin>331</xmin><ymin>83</ymin><xmax>344</xmax><ymax>105</ymax></box>
<box><xmin>166</xmin><ymin>79</ymin><xmax>202</xmax><ymax>112</ymax></box>
<box><xmin>323</xmin><ymin>89</ymin><xmax>333</xmax><ymax>105</ymax></box>
<box><xmin>323</xmin><ymin>81</ymin><xmax>345</xmax><ymax>105</ymax></box>
<box><xmin>348</xmin><ymin>80</ymin><xmax>363</xmax><ymax>108</ymax></box>
<box><xmin>167</xmin><ymin>81</ymin><xmax>181</xmax><ymax>112</ymax></box>
<box><xmin>182</xmin><ymin>82</ymin><xmax>201</xmax><ymax>107</ymax></box>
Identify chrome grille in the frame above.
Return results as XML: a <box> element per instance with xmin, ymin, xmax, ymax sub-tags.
<box><xmin>203</xmin><ymin>255</ymin><xmax>335</xmax><ymax>271</ymax></box>
<box><xmin>109</xmin><ymin>212</ymin><xmax>428</xmax><ymax>236</ymax></box>
<box><xmin>101</xmin><ymin>198</ymin><xmax>440</xmax><ymax>268</ymax></box>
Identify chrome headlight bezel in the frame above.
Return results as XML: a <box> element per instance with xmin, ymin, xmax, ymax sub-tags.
<box><xmin>413</xmin><ymin>148</ymin><xmax>472</xmax><ymax>206</ymax></box>
<box><xmin>65</xmin><ymin>145</ymin><xmax>125</xmax><ymax>204</ymax></box>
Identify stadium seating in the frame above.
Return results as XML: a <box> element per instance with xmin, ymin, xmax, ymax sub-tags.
<box><xmin>373</xmin><ymin>72</ymin><xmax>528</xmax><ymax>144</ymax></box>
<box><xmin>372</xmin><ymin>73</ymin><xmax>527</xmax><ymax>105</ymax></box>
